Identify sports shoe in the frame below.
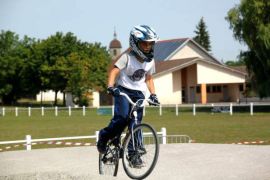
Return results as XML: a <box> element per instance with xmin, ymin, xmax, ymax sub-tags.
<box><xmin>97</xmin><ymin>139</ymin><xmax>107</xmax><ymax>154</ymax></box>
<box><xmin>138</xmin><ymin>147</ymin><xmax>147</xmax><ymax>155</ymax></box>
<box><xmin>128</xmin><ymin>154</ymin><xmax>143</xmax><ymax>168</ymax></box>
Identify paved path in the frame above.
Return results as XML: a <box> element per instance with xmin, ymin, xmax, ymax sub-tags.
<box><xmin>0</xmin><ymin>144</ymin><xmax>270</xmax><ymax>180</ymax></box>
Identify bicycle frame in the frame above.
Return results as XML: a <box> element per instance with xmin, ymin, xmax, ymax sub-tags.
<box><xmin>99</xmin><ymin>92</ymin><xmax>160</xmax><ymax>179</ymax></box>
<box><xmin>119</xmin><ymin>92</ymin><xmax>156</xmax><ymax>152</ymax></box>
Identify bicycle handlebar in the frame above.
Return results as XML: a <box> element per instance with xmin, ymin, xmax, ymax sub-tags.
<box><xmin>119</xmin><ymin>92</ymin><xmax>159</xmax><ymax>107</ymax></box>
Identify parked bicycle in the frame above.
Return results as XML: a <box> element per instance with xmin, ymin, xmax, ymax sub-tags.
<box><xmin>98</xmin><ymin>92</ymin><xmax>159</xmax><ymax>179</ymax></box>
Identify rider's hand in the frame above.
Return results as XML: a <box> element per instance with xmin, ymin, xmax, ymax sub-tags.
<box><xmin>107</xmin><ymin>87</ymin><xmax>120</xmax><ymax>97</ymax></box>
<box><xmin>148</xmin><ymin>94</ymin><xmax>160</xmax><ymax>106</ymax></box>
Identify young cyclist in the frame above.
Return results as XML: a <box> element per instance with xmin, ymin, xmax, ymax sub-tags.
<box><xmin>97</xmin><ymin>25</ymin><xmax>160</xmax><ymax>165</ymax></box>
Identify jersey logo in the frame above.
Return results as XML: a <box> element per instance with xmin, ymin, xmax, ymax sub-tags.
<box><xmin>129</xmin><ymin>69</ymin><xmax>146</xmax><ymax>81</ymax></box>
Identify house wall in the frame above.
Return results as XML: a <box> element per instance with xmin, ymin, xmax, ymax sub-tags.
<box><xmin>206</xmin><ymin>90</ymin><xmax>224</xmax><ymax>103</ymax></box>
<box><xmin>194</xmin><ymin>83</ymin><xmax>244</xmax><ymax>103</ymax></box>
<box><xmin>185</xmin><ymin>64</ymin><xmax>197</xmax><ymax>103</ymax></box>
<box><xmin>154</xmin><ymin>62</ymin><xmax>245</xmax><ymax>104</ymax></box>
<box><xmin>197</xmin><ymin>61</ymin><xmax>245</xmax><ymax>84</ymax></box>
<box><xmin>36</xmin><ymin>90</ymin><xmax>64</xmax><ymax>102</ymax></box>
<box><xmin>172</xmin><ymin>70</ymin><xmax>182</xmax><ymax>104</ymax></box>
<box><xmin>170</xmin><ymin>42</ymin><xmax>210</xmax><ymax>60</ymax></box>
<box><xmin>228</xmin><ymin>84</ymin><xmax>241</xmax><ymax>102</ymax></box>
<box><xmin>154</xmin><ymin>72</ymin><xmax>182</xmax><ymax>104</ymax></box>
<box><xmin>92</xmin><ymin>91</ymin><xmax>100</xmax><ymax>107</ymax></box>
<box><xmin>36</xmin><ymin>90</ymin><xmax>100</xmax><ymax>107</ymax></box>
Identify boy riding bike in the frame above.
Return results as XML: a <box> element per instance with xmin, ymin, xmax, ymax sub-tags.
<box><xmin>97</xmin><ymin>25</ymin><xmax>160</xmax><ymax>167</ymax></box>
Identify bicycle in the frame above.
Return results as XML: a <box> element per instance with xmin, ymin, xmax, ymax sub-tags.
<box><xmin>98</xmin><ymin>92</ymin><xmax>159</xmax><ymax>179</ymax></box>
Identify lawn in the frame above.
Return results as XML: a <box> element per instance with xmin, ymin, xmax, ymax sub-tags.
<box><xmin>0</xmin><ymin>107</ymin><xmax>270</xmax><ymax>151</ymax></box>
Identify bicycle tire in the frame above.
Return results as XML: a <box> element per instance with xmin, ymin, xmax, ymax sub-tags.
<box><xmin>98</xmin><ymin>143</ymin><xmax>119</xmax><ymax>176</ymax></box>
<box><xmin>122</xmin><ymin>123</ymin><xmax>159</xmax><ymax>179</ymax></box>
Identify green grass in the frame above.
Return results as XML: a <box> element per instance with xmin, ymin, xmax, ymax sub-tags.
<box><xmin>0</xmin><ymin>109</ymin><xmax>108</xmax><ymax>141</ymax></box>
<box><xmin>0</xmin><ymin>107</ymin><xmax>270</xmax><ymax>151</ymax></box>
<box><xmin>144</xmin><ymin>113</ymin><xmax>270</xmax><ymax>144</ymax></box>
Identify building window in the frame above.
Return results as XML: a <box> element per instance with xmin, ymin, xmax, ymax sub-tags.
<box><xmin>207</xmin><ymin>85</ymin><xmax>222</xmax><ymax>93</ymax></box>
<box><xmin>207</xmin><ymin>85</ymin><xmax>211</xmax><ymax>93</ymax></box>
<box><xmin>196</xmin><ymin>86</ymin><xmax>201</xmax><ymax>93</ymax></box>
<box><xmin>212</xmin><ymin>85</ymin><xmax>222</xmax><ymax>93</ymax></box>
<box><xmin>212</xmin><ymin>86</ymin><xmax>217</xmax><ymax>93</ymax></box>
<box><xmin>113</xmin><ymin>49</ymin><xmax>117</xmax><ymax>56</ymax></box>
<box><xmin>216</xmin><ymin>85</ymin><xmax>222</xmax><ymax>93</ymax></box>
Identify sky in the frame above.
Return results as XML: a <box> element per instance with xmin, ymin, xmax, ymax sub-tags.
<box><xmin>0</xmin><ymin>0</ymin><xmax>247</xmax><ymax>62</ymax></box>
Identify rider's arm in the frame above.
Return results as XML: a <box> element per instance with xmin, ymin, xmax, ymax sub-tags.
<box><xmin>108</xmin><ymin>66</ymin><xmax>120</xmax><ymax>87</ymax></box>
<box><xmin>108</xmin><ymin>53</ymin><xmax>128</xmax><ymax>87</ymax></box>
<box><xmin>145</xmin><ymin>74</ymin><xmax>156</xmax><ymax>94</ymax></box>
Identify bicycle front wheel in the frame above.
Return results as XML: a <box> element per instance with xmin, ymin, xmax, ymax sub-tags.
<box><xmin>122</xmin><ymin>123</ymin><xmax>159</xmax><ymax>179</ymax></box>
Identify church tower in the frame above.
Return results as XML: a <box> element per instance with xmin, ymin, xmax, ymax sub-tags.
<box><xmin>109</xmin><ymin>29</ymin><xmax>122</xmax><ymax>60</ymax></box>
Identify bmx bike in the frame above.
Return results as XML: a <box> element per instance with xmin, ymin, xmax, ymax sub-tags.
<box><xmin>98</xmin><ymin>92</ymin><xmax>159</xmax><ymax>179</ymax></box>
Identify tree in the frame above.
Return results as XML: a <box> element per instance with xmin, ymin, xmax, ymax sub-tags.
<box><xmin>225</xmin><ymin>59</ymin><xmax>245</xmax><ymax>66</ymax></box>
<box><xmin>226</xmin><ymin>0</ymin><xmax>270</xmax><ymax>97</ymax></box>
<box><xmin>38</xmin><ymin>32</ymin><xmax>110</xmax><ymax>106</ymax></box>
<box><xmin>0</xmin><ymin>30</ymin><xmax>110</xmax><ymax>105</ymax></box>
<box><xmin>193</xmin><ymin>17</ymin><xmax>211</xmax><ymax>52</ymax></box>
<box><xmin>66</xmin><ymin>42</ymin><xmax>110</xmax><ymax>106</ymax></box>
<box><xmin>0</xmin><ymin>30</ymin><xmax>39</xmax><ymax>104</ymax></box>
<box><xmin>38</xmin><ymin>32</ymin><xmax>79</xmax><ymax>105</ymax></box>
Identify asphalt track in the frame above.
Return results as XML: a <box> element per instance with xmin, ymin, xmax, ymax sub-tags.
<box><xmin>0</xmin><ymin>144</ymin><xmax>270</xmax><ymax>180</ymax></box>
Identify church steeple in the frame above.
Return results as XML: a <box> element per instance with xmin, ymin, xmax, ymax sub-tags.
<box><xmin>113</xmin><ymin>27</ymin><xmax>117</xmax><ymax>39</ymax></box>
<box><xmin>109</xmin><ymin>27</ymin><xmax>122</xmax><ymax>60</ymax></box>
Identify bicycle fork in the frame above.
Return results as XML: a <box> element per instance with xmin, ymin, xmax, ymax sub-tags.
<box><xmin>130</xmin><ymin>111</ymin><xmax>143</xmax><ymax>151</ymax></box>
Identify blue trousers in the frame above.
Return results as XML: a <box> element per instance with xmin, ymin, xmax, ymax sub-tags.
<box><xmin>99</xmin><ymin>86</ymin><xmax>144</xmax><ymax>142</ymax></box>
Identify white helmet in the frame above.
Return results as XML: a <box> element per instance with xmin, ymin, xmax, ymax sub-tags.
<box><xmin>129</xmin><ymin>25</ymin><xmax>159</xmax><ymax>62</ymax></box>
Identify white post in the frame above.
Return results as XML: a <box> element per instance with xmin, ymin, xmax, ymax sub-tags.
<box><xmin>176</xmin><ymin>104</ymin><xmax>178</xmax><ymax>116</ymax></box>
<box><xmin>41</xmin><ymin>107</ymin><xmax>44</xmax><ymax>116</ymax></box>
<box><xmin>95</xmin><ymin>131</ymin><xmax>99</xmax><ymax>142</ymax></box>
<box><xmin>83</xmin><ymin>106</ymin><xmax>86</xmax><ymax>116</ymax></box>
<box><xmin>193</xmin><ymin>104</ymin><xmax>196</xmax><ymax>116</ymax></box>
<box><xmin>143</xmin><ymin>106</ymin><xmax>146</xmax><ymax>117</ymax></box>
<box><xmin>159</xmin><ymin>105</ymin><xmax>162</xmax><ymax>116</ymax></box>
<box><xmin>68</xmin><ymin>106</ymin><xmax>71</xmax><ymax>116</ymax></box>
<box><xmin>112</xmin><ymin>105</ymin><xmax>114</xmax><ymax>116</ymax></box>
<box><xmin>211</xmin><ymin>104</ymin><xmax>214</xmax><ymax>115</ymax></box>
<box><xmin>55</xmin><ymin>106</ymin><xmax>58</xmax><ymax>116</ymax></box>
<box><xmin>230</xmin><ymin>103</ymin><xmax>233</xmax><ymax>115</ymax></box>
<box><xmin>250</xmin><ymin>102</ymin><xmax>254</xmax><ymax>116</ymax></box>
<box><xmin>28</xmin><ymin>107</ymin><xmax>31</xmax><ymax>117</ymax></box>
<box><xmin>2</xmin><ymin>107</ymin><xmax>5</xmax><ymax>116</ymax></box>
<box><xmin>26</xmin><ymin>135</ymin><xmax>31</xmax><ymax>151</ymax></box>
<box><xmin>161</xmin><ymin>127</ymin><xmax>167</xmax><ymax>144</ymax></box>
<box><xmin>15</xmin><ymin>107</ymin><xmax>18</xmax><ymax>117</ymax></box>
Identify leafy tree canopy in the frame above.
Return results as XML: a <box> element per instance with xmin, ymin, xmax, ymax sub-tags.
<box><xmin>226</xmin><ymin>0</ymin><xmax>270</xmax><ymax>97</ymax></box>
<box><xmin>0</xmin><ymin>30</ymin><xmax>111</xmax><ymax>105</ymax></box>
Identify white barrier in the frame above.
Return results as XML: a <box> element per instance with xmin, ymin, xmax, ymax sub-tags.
<box><xmin>0</xmin><ymin>127</ymin><xmax>172</xmax><ymax>151</ymax></box>
<box><xmin>41</xmin><ymin>107</ymin><xmax>44</xmax><ymax>116</ymax></box>
<box><xmin>193</xmin><ymin>104</ymin><xmax>196</xmax><ymax>116</ymax></box>
<box><xmin>250</xmin><ymin>103</ymin><xmax>253</xmax><ymax>116</ymax></box>
<box><xmin>1</xmin><ymin>103</ymin><xmax>269</xmax><ymax>117</ymax></box>
<box><xmin>83</xmin><ymin>106</ymin><xmax>86</xmax><ymax>116</ymax></box>
<box><xmin>176</xmin><ymin>104</ymin><xmax>179</xmax><ymax>116</ymax></box>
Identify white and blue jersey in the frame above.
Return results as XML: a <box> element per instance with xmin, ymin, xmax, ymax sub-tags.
<box><xmin>115</xmin><ymin>52</ymin><xmax>155</xmax><ymax>93</ymax></box>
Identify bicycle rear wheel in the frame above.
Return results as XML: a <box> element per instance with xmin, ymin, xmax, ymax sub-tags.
<box><xmin>99</xmin><ymin>143</ymin><xmax>119</xmax><ymax>176</ymax></box>
<box><xmin>122</xmin><ymin>123</ymin><xmax>159</xmax><ymax>179</ymax></box>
